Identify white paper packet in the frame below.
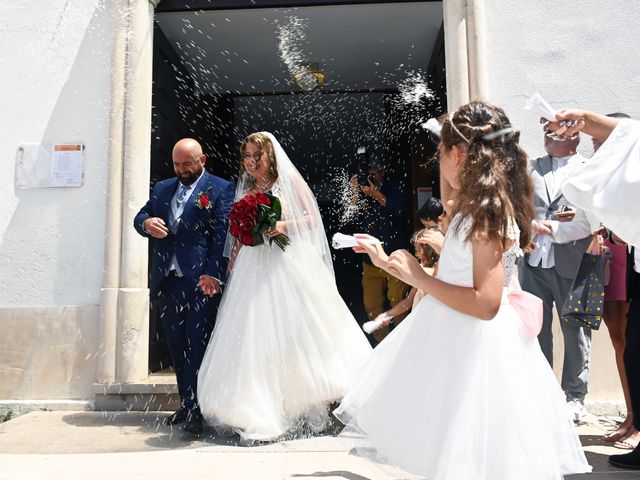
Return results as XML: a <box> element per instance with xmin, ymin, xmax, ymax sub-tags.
<box><xmin>362</xmin><ymin>313</ymin><xmax>393</xmax><ymax>334</ymax></box>
<box><xmin>331</xmin><ymin>232</ymin><xmax>383</xmax><ymax>250</ymax></box>
<box><xmin>524</xmin><ymin>93</ymin><xmax>558</xmax><ymax>122</ymax></box>
<box><xmin>421</xmin><ymin>118</ymin><xmax>442</xmax><ymax>136</ymax></box>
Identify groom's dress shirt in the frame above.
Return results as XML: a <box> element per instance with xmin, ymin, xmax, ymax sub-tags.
<box><xmin>528</xmin><ymin>155</ymin><xmax>594</xmax><ymax>269</ymax></box>
<box><xmin>142</xmin><ymin>170</ymin><xmax>205</xmax><ymax>278</ymax></box>
<box><xmin>167</xmin><ymin>170</ymin><xmax>204</xmax><ymax>276</ymax></box>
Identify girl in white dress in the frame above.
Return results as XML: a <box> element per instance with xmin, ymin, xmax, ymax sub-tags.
<box><xmin>334</xmin><ymin>101</ymin><xmax>592</xmax><ymax>479</ymax></box>
<box><xmin>198</xmin><ymin>132</ymin><xmax>372</xmax><ymax>443</ymax></box>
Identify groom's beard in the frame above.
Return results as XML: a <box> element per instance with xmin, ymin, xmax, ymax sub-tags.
<box><xmin>178</xmin><ymin>167</ymin><xmax>203</xmax><ymax>186</ymax></box>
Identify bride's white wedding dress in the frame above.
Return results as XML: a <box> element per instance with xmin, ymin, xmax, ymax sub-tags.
<box><xmin>335</xmin><ymin>214</ymin><xmax>592</xmax><ymax>479</ymax></box>
<box><xmin>198</xmin><ymin>133</ymin><xmax>372</xmax><ymax>443</ymax></box>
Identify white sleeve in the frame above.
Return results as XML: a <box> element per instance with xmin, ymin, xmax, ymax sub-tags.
<box><xmin>562</xmin><ymin>119</ymin><xmax>640</xmax><ymax>247</ymax></box>
<box><xmin>549</xmin><ymin>207</ymin><xmax>593</xmax><ymax>244</ymax></box>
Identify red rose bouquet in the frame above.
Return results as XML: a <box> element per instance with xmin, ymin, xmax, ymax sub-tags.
<box><xmin>229</xmin><ymin>192</ymin><xmax>291</xmax><ymax>251</ymax></box>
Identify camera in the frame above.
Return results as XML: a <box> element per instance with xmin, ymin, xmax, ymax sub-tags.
<box><xmin>356</xmin><ymin>147</ymin><xmax>375</xmax><ymax>186</ymax></box>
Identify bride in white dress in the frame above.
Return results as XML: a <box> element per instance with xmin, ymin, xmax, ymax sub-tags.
<box><xmin>198</xmin><ymin>132</ymin><xmax>372</xmax><ymax>443</ymax></box>
<box><xmin>335</xmin><ymin>102</ymin><xmax>592</xmax><ymax>479</ymax></box>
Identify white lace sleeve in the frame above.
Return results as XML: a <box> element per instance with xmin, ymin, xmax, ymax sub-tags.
<box><xmin>503</xmin><ymin>218</ymin><xmax>522</xmax><ymax>288</ymax></box>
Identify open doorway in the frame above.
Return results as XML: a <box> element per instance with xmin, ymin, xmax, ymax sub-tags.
<box><xmin>149</xmin><ymin>1</ymin><xmax>445</xmax><ymax>372</ymax></box>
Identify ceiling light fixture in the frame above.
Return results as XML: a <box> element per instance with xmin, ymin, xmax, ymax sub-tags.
<box><xmin>293</xmin><ymin>63</ymin><xmax>326</xmax><ymax>91</ymax></box>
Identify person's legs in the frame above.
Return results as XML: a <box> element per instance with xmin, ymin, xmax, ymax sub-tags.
<box><xmin>603</xmin><ymin>300</ymin><xmax>634</xmax><ymax>441</ymax></box>
<box><xmin>553</xmin><ymin>274</ymin><xmax>591</xmax><ymax>402</ymax></box>
<box><xmin>157</xmin><ymin>277</ymin><xmax>187</xmax><ymax>402</ymax></box>
<box><xmin>520</xmin><ymin>263</ymin><xmax>555</xmax><ymax>366</ymax></box>
<box><xmin>362</xmin><ymin>262</ymin><xmax>388</xmax><ymax>342</ymax></box>
<box><xmin>622</xmin><ymin>300</ymin><xmax>640</xmax><ymax>438</ymax></box>
<box><xmin>609</xmin><ymin>300</ymin><xmax>640</xmax><ymax>467</ymax></box>
<box><xmin>182</xmin><ymin>292</ymin><xmax>219</xmax><ymax>413</ymax></box>
<box><xmin>386</xmin><ymin>272</ymin><xmax>410</xmax><ymax>326</ymax></box>
<box><xmin>558</xmin><ymin>320</ymin><xmax>592</xmax><ymax>400</ymax></box>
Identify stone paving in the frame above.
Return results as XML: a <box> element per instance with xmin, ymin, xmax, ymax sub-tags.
<box><xmin>0</xmin><ymin>410</ymin><xmax>637</xmax><ymax>479</ymax></box>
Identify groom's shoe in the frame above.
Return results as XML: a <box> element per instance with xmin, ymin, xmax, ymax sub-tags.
<box><xmin>164</xmin><ymin>406</ymin><xmax>189</xmax><ymax>426</ymax></box>
<box><xmin>609</xmin><ymin>444</ymin><xmax>640</xmax><ymax>469</ymax></box>
<box><xmin>182</xmin><ymin>411</ymin><xmax>204</xmax><ymax>436</ymax></box>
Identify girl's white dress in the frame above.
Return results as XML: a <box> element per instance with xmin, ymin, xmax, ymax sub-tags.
<box><xmin>198</xmin><ymin>187</ymin><xmax>372</xmax><ymax>442</ymax></box>
<box><xmin>334</xmin><ymin>214</ymin><xmax>592</xmax><ymax>479</ymax></box>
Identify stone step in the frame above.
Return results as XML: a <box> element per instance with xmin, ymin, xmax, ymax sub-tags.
<box><xmin>93</xmin><ymin>374</ymin><xmax>180</xmax><ymax>411</ymax></box>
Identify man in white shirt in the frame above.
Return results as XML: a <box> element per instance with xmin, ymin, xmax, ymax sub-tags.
<box><xmin>549</xmin><ymin>109</ymin><xmax>640</xmax><ymax>248</ymax></box>
<box><xmin>545</xmin><ymin>107</ymin><xmax>640</xmax><ymax>467</ymax></box>
<box><xmin>520</xmin><ymin>124</ymin><xmax>594</xmax><ymax>422</ymax></box>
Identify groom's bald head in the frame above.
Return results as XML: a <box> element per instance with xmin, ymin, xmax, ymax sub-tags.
<box><xmin>173</xmin><ymin>138</ymin><xmax>206</xmax><ymax>185</ymax></box>
<box><xmin>173</xmin><ymin>138</ymin><xmax>203</xmax><ymax>158</ymax></box>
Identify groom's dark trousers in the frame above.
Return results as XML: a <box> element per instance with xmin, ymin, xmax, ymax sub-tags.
<box><xmin>155</xmin><ymin>275</ymin><xmax>219</xmax><ymax>412</ymax></box>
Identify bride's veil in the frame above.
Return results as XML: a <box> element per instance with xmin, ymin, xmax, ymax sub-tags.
<box><xmin>223</xmin><ymin>132</ymin><xmax>335</xmax><ymax>278</ymax></box>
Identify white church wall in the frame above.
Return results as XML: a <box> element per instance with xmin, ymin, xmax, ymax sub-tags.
<box><xmin>483</xmin><ymin>0</ymin><xmax>640</xmax><ymax>406</ymax></box>
<box><xmin>0</xmin><ymin>1</ymin><xmax>113</xmax><ymax>399</ymax></box>
<box><xmin>483</xmin><ymin>0</ymin><xmax>640</xmax><ymax>158</ymax></box>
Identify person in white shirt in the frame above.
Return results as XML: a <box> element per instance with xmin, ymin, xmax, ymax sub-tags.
<box><xmin>549</xmin><ymin>109</ymin><xmax>640</xmax><ymax>248</ymax></box>
<box><xmin>519</xmin><ymin>122</ymin><xmax>594</xmax><ymax>422</ymax></box>
<box><xmin>546</xmin><ymin>108</ymin><xmax>640</xmax><ymax>469</ymax></box>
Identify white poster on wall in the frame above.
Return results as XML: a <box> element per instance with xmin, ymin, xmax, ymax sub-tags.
<box><xmin>16</xmin><ymin>143</ymin><xmax>85</xmax><ymax>188</ymax></box>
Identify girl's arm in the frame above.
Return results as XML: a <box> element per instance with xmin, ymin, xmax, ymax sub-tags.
<box><xmin>357</xmin><ymin>234</ymin><xmax>504</xmax><ymax>320</ymax></box>
<box><xmin>552</xmin><ymin>109</ymin><xmax>621</xmax><ymax>142</ymax></box>
<box><xmin>382</xmin><ymin>288</ymin><xmax>417</xmax><ymax>318</ymax></box>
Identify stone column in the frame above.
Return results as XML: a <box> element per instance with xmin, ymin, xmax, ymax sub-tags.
<box><xmin>115</xmin><ymin>0</ymin><xmax>157</xmax><ymax>383</ymax></box>
<box><xmin>99</xmin><ymin>0</ymin><xmax>159</xmax><ymax>384</ymax></box>
<box><xmin>466</xmin><ymin>0</ymin><xmax>488</xmax><ymax>100</ymax></box>
<box><xmin>98</xmin><ymin>0</ymin><xmax>128</xmax><ymax>384</ymax></box>
<box><xmin>442</xmin><ymin>0</ymin><xmax>470</xmax><ymax>110</ymax></box>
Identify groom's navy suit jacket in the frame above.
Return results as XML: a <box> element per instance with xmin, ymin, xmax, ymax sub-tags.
<box><xmin>134</xmin><ymin>171</ymin><xmax>235</xmax><ymax>294</ymax></box>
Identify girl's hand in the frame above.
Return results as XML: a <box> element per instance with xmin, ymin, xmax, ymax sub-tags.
<box><xmin>353</xmin><ymin>234</ymin><xmax>388</xmax><ymax>268</ymax></box>
<box><xmin>387</xmin><ymin>249</ymin><xmax>426</xmax><ymax>287</ymax></box>
<box><xmin>416</xmin><ymin>229</ymin><xmax>444</xmax><ymax>254</ymax></box>
<box><xmin>533</xmin><ymin>219</ymin><xmax>553</xmax><ymax>235</ymax></box>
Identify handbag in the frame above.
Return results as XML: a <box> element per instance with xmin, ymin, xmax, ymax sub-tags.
<box><xmin>560</xmin><ymin>236</ymin><xmax>606</xmax><ymax>330</ymax></box>
<box><xmin>603</xmin><ymin>244</ymin><xmax>611</xmax><ymax>287</ymax></box>
<box><xmin>508</xmin><ymin>288</ymin><xmax>543</xmax><ymax>338</ymax></box>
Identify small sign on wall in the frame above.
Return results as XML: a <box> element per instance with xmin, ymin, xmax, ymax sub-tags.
<box><xmin>16</xmin><ymin>142</ymin><xmax>85</xmax><ymax>189</ymax></box>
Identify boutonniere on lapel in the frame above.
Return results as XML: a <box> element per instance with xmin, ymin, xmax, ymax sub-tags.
<box><xmin>195</xmin><ymin>191</ymin><xmax>212</xmax><ymax>210</ymax></box>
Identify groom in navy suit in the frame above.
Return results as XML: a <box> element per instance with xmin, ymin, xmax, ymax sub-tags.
<box><xmin>134</xmin><ymin>138</ymin><xmax>234</xmax><ymax>434</ymax></box>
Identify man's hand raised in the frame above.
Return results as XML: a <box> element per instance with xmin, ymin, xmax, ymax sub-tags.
<box><xmin>143</xmin><ymin>217</ymin><xmax>170</xmax><ymax>239</ymax></box>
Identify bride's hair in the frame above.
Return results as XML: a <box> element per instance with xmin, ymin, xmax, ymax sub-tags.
<box><xmin>441</xmin><ymin>101</ymin><xmax>535</xmax><ymax>251</ymax></box>
<box><xmin>239</xmin><ymin>133</ymin><xmax>279</xmax><ymax>183</ymax></box>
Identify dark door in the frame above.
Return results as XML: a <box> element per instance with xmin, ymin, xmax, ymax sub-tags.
<box><xmin>148</xmin><ymin>23</ymin><xmax>193</xmax><ymax>373</ymax></box>
<box><xmin>149</xmin><ymin>24</ymin><xmax>238</xmax><ymax>372</ymax></box>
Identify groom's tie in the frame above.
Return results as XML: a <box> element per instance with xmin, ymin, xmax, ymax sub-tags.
<box><xmin>175</xmin><ymin>184</ymin><xmax>188</xmax><ymax>211</ymax></box>
<box><xmin>170</xmin><ymin>184</ymin><xmax>188</xmax><ymax>232</ymax></box>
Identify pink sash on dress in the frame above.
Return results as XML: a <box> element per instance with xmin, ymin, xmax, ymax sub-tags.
<box><xmin>508</xmin><ymin>289</ymin><xmax>543</xmax><ymax>338</ymax></box>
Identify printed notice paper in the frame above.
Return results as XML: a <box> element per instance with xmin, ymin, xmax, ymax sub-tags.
<box><xmin>51</xmin><ymin>144</ymin><xmax>84</xmax><ymax>187</ymax></box>
<box><xmin>16</xmin><ymin>142</ymin><xmax>85</xmax><ymax>188</ymax></box>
